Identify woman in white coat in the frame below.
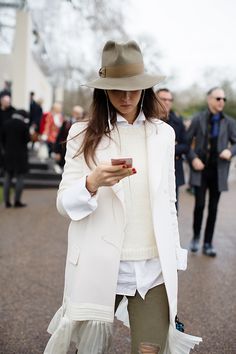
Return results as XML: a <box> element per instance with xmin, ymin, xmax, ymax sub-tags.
<box><xmin>44</xmin><ymin>40</ymin><xmax>201</xmax><ymax>354</ymax></box>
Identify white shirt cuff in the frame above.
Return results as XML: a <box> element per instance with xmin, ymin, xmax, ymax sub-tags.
<box><xmin>176</xmin><ymin>248</ymin><xmax>188</xmax><ymax>270</ymax></box>
<box><xmin>62</xmin><ymin>175</ymin><xmax>98</xmax><ymax>220</ymax></box>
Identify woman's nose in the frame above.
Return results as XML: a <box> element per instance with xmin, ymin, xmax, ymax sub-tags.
<box><xmin>123</xmin><ymin>91</ymin><xmax>131</xmax><ymax>100</ymax></box>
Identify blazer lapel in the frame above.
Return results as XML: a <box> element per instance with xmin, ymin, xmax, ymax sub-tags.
<box><xmin>218</xmin><ymin>116</ymin><xmax>227</xmax><ymax>151</ymax></box>
<box><xmin>95</xmin><ymin>129</ymin><xmax>125</xmax><ymax>210</ymax></box>
<box><xmin>200</xmin><ymin>111</ymin><xmax>208</xmax><ymax>135</ymax></box>
<box><xmin>145</xmin><ymin>120</ymin><xmax>165</xmax><ymax>207</ymax></box>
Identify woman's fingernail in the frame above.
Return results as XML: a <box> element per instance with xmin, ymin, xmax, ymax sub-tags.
<box><xmin>132</xmin><ymin>168</ymin><xmax>137</xmax><ymax>173</ymax></box>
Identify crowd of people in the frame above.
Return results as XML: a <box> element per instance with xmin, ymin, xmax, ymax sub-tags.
<box><xmin>157</xmin><ymin>86</ymin><xmax>236</xmax><ymax>258</ymax></box>
<box><xmin>0</xmin><ymin>89</ymin><xmax>86</xmax><ymax>208</ymax></box>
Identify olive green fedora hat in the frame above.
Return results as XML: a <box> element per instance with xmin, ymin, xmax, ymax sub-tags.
<box><xmin>83</xmin><ymin>40</ymin><xmax>165</xmax><ymax>91</ymax></box>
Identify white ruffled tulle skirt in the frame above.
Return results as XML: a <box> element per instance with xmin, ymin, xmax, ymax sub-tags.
<box><xmin>44</xmin><ymin>300</ymin><xmax>202</xmax><ymax>354</ymax></box>
<box><xmin>44</xmin><ymin>306</ymin><xmax>113</xmax><ymax>354</ymax></box>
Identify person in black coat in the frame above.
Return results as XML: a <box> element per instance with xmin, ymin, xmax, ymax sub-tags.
<box><xmin>0</xmin><ymin>94</ymin><xmax>15</xmax><ymax>171</ymax></box>
<box><xmin>1</xmin><ymin>109</ymin><xmax>30</xmax><ymax>207</ymax></box>
<box><xmin>29</xmin><ymin>92</ymin><xmax>43</xmax><ymax>132</ymax></box>
<box><xmin>0</xmin><ymin>80</ymin><xmax>11</xmax><ymax>98</ymax></box>
<box><xmin>156</xmin><ymin>88</ymin><xmax>189</xmax><ymax>210</ymax></box>
<box><xmin>0</xmin><ymin>94</ymin><xmax>15</xmax><ymax>126</ymax></box>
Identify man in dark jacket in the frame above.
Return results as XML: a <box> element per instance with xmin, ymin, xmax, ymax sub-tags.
<box><xmin>29</xmin><ymin>92</ymin><xmax>43</xmax><ymax>132</ymax></box>
<box><xmin>1</xmin><ymin>109</ymin><xmax>30</xmax><ymax>207</ymax></box>
<box><xmin>0</xmin><ymin>94</ymin><xmax>15</xmax><ymax>170</ymax></box>
<box><xmin>187</xmin><ymin>87</ymin><xmax>236</xmax><ymax>256</ymax></box>
<box><xmin>157</xmin><ymin>88</ymin><xmax>189</xmax><ymax>210</ymax></box>
<box><xmin>0</xmin><ymin>94</ymin><xmax>15</xmax><ymax>125</ymax></box>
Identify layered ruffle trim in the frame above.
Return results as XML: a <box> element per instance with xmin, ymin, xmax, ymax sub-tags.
<box><xmin>45</xmin><ymin>302</ymin><xmax>202</xmax><ymax>354</ymax></box>
<box><xmin>163</xmin><ymin>325</ymin><xmax>202</xmax><ymax>354</ymax></box>
<box><xmin>44</xmin><ymin>306</ymin><xmax>113</xmax><ymax>354</ymax></box>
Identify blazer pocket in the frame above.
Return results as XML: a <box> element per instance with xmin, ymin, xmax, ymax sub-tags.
<box><xmin>68</xmin><ymin>244</ymin><xmax>80</xmax><ymax>265</ymax></box>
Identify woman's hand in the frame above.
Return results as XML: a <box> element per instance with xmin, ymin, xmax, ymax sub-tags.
<box><xmin>86</xmin><ymin>163</ymin><xmax>136</xmax><ymax>193</ymax></box>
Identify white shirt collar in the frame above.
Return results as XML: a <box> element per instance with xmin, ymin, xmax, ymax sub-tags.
<box><xmin>116</xmin><ymin>111</ymin><xmax>146</xmax><ymax>126</ymax></box>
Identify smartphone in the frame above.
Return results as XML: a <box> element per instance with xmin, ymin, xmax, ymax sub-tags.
<box><xmin>111</xmin><ymin>158</ymin><xmax>133</xmax><ymax>168</ymax></box>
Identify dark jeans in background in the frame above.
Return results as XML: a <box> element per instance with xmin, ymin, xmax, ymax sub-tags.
<box><xmin>193</xmin><ymin>166</ymin><xmax>221</xmax><ymax>245</ymax></box>
<box><xmin>3</xmin><ymin>171</ymin><xmax>25</xmax><ymax>204</ymax></box>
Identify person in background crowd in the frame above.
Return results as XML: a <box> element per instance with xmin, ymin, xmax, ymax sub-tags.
<box><xmin>44</xmin><ymin>40</ymin><xmax>201</xmax><ymax>354</ymax></box>
<box><xmin>1</xmin><ymin>109</ymin><xmax>30</xmax><ymax>207</ymax></box>
<box><xmin>0</xmin><ymin>94</ymin><xmax>15</xmax><ymax>125</ymax></box>
<box><xmin>29</xmin><ymin>92</ymin><xmax>43</xmax><ymax>135</ymax></box>
<box><xmin>0</xmin><ymin>80</ymin><xmax>11</xmax><ymax>98</ymax></box>
<box><xmin>0</xmin><ymin>94</ymin><xmax>15</xmax><ymax>172</ymax></box>
<box><xmin>187</xmin><ymin>87</ymin><xmax>236</xmax><ymax>257</ymax></box>
<box><xmin>41</xmin><ymin>102</ymin><xmax>63</xmax><ymax>156</ymax></box>
<box><xmin>156</xmin><ymin>88</ymin><xmax>189</xmax><ymax>210</ymax></box>
<box><xmin>53</xmin><ymin>105</ymin><xmax>85</xmax><ymax>170</ymax></box>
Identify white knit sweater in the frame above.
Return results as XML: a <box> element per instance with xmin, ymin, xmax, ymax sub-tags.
<box><xmin>117</xmin><ymin>122</ymin><xmax>158</xmax><ymax>260</ymax></box>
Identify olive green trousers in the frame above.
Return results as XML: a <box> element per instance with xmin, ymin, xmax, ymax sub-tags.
<box><xmin>115</xmin><ymin>284</ymin><xmax>169</xmax><ymax>354</ymax></box>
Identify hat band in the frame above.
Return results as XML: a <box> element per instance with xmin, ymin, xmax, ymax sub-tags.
<box><xmin>99</xmin><ymin>63</ymin><xmax>144</xmax><ymax>78</ymax></box>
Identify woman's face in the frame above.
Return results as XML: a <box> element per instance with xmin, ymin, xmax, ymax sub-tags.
<box><xmin>107</xmin><ymin>90</ymin><xmax>142</xmax><ymax>123</ymax></box>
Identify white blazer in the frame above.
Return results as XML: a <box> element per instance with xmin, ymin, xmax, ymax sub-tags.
<box><xmin>45</xmin><ymin>118</ymin><xmax>202</xmax><ymax>354</ymax></box>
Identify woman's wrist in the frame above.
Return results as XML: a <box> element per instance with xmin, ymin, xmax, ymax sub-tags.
<box><xmin>86</xmin><ymin>175</ymin><xmax>98</xmax><ymax>196</ymax></box>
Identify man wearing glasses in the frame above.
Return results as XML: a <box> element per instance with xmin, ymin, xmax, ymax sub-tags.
<box><xmin>187</xmin><ymin>87</ymin><xmax>236</xmax><ymax>257</ymax></box>
<box><xmin>156</xmin><ymin>88</ymin><xmax>189</xmax><ymax>210</ymax></box>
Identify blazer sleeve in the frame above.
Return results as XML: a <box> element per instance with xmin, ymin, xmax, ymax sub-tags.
<box><xmin>56</xmin><ymin>123</ymin><xmax>98</xmax><ymax>221</ymax></box>
<box><xmin>175</xmin><ymin>120</ymin><xmax>189</xmax><ymax>157</ymax></box>
<box><xmin>228</xmin><ymin>117</ymin><xmax>236</xmax><ymax>156</ymax></box>
<box><xmin>186</xmin><ymin>115</ymin><xmax>199</xmax><ymax>162</ymax></box>
<box><xmin>168</xmin><ymin>129</ymin><xmax>188</xmax><ymax>270</ymax></box>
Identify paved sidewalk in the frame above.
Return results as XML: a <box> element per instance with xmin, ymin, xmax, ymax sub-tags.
<box><xmin>0</xmin><ymin>174</ymin><xmax>236</xmax><ymax>353</ymax></box>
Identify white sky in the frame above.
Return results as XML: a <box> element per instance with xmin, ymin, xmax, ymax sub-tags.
<box><xmin>126</xmin><ymin>0</ymin><xmax>236</xmax><ymax>90</ymax></box>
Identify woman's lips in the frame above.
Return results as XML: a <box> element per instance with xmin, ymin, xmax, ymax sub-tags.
<box><xmin>120</xmin><ymin>104</ymin><xmax>131</xmax><ymax>108</ymax></box>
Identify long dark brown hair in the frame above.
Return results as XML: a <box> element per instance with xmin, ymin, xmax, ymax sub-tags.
<box><xmin>75</xmin><ymin>88</ymin><xmax>167</xmax><ymax>167</ymax></box>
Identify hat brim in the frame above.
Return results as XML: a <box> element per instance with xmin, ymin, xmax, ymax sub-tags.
<box><xmin>82</xmin><ymin>73</ymin><xmax>165</xmax><ymax>91</ymax></box>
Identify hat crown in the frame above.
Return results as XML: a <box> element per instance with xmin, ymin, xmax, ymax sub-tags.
<box><xmin>102</xmin><ymin>40</ymin><xmax>144</xmax><ymax>68</ymax></box>
<box><xmin>83</xmin><ymin>39</ymin><xmax>165</xmax><ymax>90</ymax></box>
